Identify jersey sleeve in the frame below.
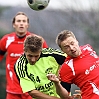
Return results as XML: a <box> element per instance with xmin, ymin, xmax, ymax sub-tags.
<box><xmin>61</xmin><ymin>81</ymin><xmax>71</xmax><ymax>93</ymax></box>
<box><xmin>14</xmin><ymin>56</ymin><xmax>35</xmax><ymax>93</ymax></box>
<box><xmin>59</xmin><ymin>62</ymin><xmax>74</xmax><ymax>83</ymax></box>
<box><xmin>0</xmin><ymin>36</ymin><xmax>7</xmax><ymax>61</ymax></box>
<box><xmin>42</xmin><ymin>48</ymin><xmax>66</xmax><ymax>65</ymax></box>
<box><xmin>50</xmin><ymin>48</ymin><xmax>66</xmax><ymax>65</ymax></box>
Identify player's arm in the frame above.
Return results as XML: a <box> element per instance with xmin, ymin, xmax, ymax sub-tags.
<box><xmin>14</xmin><ymin>55</ymin><xmax>60</xmax><ymax>99</ymax></box>
<box><xmin>47</xmin><ymin>74</ymin><xmax>72</xmax><ymax>99</ymax></box>
<box><xmin>0</xmin><ymin>49</ymin><xmax>6</xmax><ymax>61</ymax></box>
<box><xmin>0</xmin><ymin>39</ymin><xmax>6</xmax><ymax>61</ymax></box>
<box><xmin>48</xmin><ymin>48</ymin><xmax>66</xmax><ymax>65</ymax></box>
<box><xmin>60</xmin><ymin>81</ymin><xmax>71</xmax><ymax>94</ymax></box>
<box><xmin>28</xmin><ymin>90</ymin><xmax>61</xmax><ymax>99</ymax></box>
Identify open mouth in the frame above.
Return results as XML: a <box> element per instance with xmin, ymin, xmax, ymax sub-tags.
<box><xmin>19</xmin><ymin>27</ymin><xmax>24</xmax><ymax>29</ymax></box>
<box><xmin>72</xmin><ymin>51</ymin><xmax>76</xmax><ymax>54</ymax></box>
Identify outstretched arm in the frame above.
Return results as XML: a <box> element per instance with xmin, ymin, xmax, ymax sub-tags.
<box><xmin>47</xmin><ymin>74</ymin><xmax>73</xmax><ymax>99</ymax></box>
<box><xmin>0</xmin><ymin>39</ymin><xmax>6</xmax><ymax>61</ymax></box>
<box><xmin>28</xmin><ymin>89</ymin><xmax>61</xmax><ymax>99</ymax></box>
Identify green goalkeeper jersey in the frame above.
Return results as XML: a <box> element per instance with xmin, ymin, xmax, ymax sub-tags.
<box><xmin>15</xmin><ymin>48</ymin><xmax>66</xmax><ymax>98</ymax></box>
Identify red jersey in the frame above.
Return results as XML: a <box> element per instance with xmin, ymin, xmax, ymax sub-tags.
<box><xmin>59</xmin><ymin>44</ymin><xmax>99</xmax><ymax>99</ymax></box>
<box><xmin>0</xmin><ymin>31</ymin><xmax>48</xmax><ymax>94</ymax></box>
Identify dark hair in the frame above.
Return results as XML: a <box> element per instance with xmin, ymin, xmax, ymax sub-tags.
<box><xmin>12</xmin><ymin>12</ymin><xmax>29</xmax><ymax>24</ymax></box>
<box><xmin>24</xmin><ymin>35</ymin><xmax>43</xmax><ymax>52</ymax></box>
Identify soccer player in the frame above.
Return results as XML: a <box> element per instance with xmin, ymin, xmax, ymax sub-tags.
<box><xmin>0</xmin><ymin>12</ymin><xmax>48</xmax><ymax>99</ymax></box>
<box><xmin>47</xmin><ymin>30</ymin><xmax>99</xmax><ymax>99</ymax></box>
<box><xmin>14</xmin><ymin>35</ymin><xmax>71</xmax><ymax>99</ymax></box>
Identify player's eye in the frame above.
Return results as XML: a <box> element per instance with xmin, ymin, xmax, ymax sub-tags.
<box><xmin>71</xmin><ymin>41</ymin><xmax>74</xmax><ymax>45</ymax></box>
<box><xmin>23</xmin><ymin>20</ymin><xmax>27</xmax><ymax>23</ymax></box>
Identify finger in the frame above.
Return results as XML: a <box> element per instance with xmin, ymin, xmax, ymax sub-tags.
<box><xmin>75</xmin><ymin>90</ymin><xmax>81</xmax><ymax>93</ymax></box>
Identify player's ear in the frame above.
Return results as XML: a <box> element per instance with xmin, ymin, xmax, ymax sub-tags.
<box><xmin>27</xmin><ymin>23</ymin><xmax>29</xmax><ymax>28</ymax></box>
<box><xmin>76</xmin><ymin>40</ymin><xmax>79</xmax><ymax>45</ymax></box>
<box><xmin>12</xmin><ymin>23</ymin><xmax>15</xmax><ymax>28</ymax></box>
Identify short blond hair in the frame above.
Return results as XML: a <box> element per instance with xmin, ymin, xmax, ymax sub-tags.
<box><xmin>56</xmin><ymin>30</ymin><xmax>76</xmax><ymax>48</ymax></box>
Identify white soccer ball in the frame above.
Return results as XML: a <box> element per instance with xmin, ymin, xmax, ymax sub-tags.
<box><xmin>27</xmin><ymin>0</ymin><xmax>50</xmax><ymax>11</ymax></box>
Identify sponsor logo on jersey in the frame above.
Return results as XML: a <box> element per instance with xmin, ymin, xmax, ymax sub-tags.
<box><xmin>10</xmin><ymin>53</ymin><xmax>22</xmax><ymax>57</ymax></box>
<box><xmin>85</xmin><ymin>60</ymin><xmax>99</xmax><ymax>75</ymax></box>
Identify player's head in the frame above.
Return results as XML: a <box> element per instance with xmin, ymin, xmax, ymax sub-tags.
<box><xmin>12</xmin><ymin>12</ymin><xmax>29</xmax><ymax>24</ymax></box>
<box><xmin>12</xmin><ymin>12</ymin><xmax>29</xmax><ymax>37</ymax></box>
<box><xmin>24</xmin><ymin>35</ymin><xmax>43</xmax><ymax>65</ymax></box>
<box><xmin>56</xmin><ymin>30</ymin><xmax>81</xmax><ymax>57</ymax></box>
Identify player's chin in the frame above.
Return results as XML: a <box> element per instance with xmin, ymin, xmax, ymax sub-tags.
<box><xmin>30</xmin><ymin>62</ymin><xmax>36</xmax><ymax>65</ymax></box>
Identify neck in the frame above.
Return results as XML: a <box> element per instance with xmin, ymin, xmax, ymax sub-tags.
<box><xmin>16</xmin><ymin>32</ymin><xmax>27</xmax><ymax>38</ymax></box>
<box><xmin>16</xmin><ymin>33</ymin><xmax>26</xmax><ymax>38</ymax></box>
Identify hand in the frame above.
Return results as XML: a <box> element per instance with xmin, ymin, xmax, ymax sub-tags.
<box><xmin>47</xmin><ymin>73</ymin><xmax>59</xmax><ymax>83</ymax></box>
<box><xmin>73</xmin><ymin>90</ymin><xmax>82</xmax><ymax>99</ymax></box>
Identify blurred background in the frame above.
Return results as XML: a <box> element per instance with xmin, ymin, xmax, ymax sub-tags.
<box><xmin>0</xmin><ymin>0</ymin><xmax>99</xmax><ymax>98</ymax></box>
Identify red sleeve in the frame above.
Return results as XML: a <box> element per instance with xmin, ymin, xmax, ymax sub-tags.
<box><xmin>42</xmin><ymin>40</ymin><xmax>48</xmax><ymax>48</ymax></box>
<box><xmin>59</xmin><ymin>62</ymin><xmax>74</xmax><ymax>83</ymax></box>
<box><xmin>0</xmin><ymin>36</ymin><xmax>7</xmax><ymax>61</ymax></box>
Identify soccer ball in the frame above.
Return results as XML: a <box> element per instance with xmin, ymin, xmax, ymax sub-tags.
<box><xmin>27</xmin><ymin>0</ymin><xmax>50</xmax><ymax>11</ymax></box>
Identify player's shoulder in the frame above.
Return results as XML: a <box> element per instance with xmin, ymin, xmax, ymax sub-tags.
<box><xmin>1</xmin><ymin>32</ymin><xmax>16</xmax><ymax>40</ymax></box>
<box><xmin>15</xmin><ymin>54</ymin><xmax>28</xmax><ymax>78</ymax></box>
<box><xmin>16</xmin><ymin>54</ymin><xmax>27</xmax><ymax>67</ymax></box>
<box><xmin>42</xmin><ymin>47</ymin><xmax>66</xmax><ymax>56</ymax></box>
<box><xmin>81</xmin><ymin>44</ymin><xmax>92</xmax><ymax>48</ymax></box>
<box><xmin>27</xmin><ymin>31</ymin><xmax>37</xmax><ymax>36</ymax></box>
<box><xmin>80</xmin><ymin>44</ymin><xmax>93</xmax><ymax>51</ymax></box>
<box><xmin>15</xmin><ymin>54</ymin><xmax>27</xmax><ymax>72</ymax></box>
<box><xmin>26</xmin><ymin>31</ymin><xmax>32</xmax><ymax>35</ymax></box>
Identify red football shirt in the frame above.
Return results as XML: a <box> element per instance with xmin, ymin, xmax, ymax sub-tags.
<box><xmin>59</xmin><ymin>44</ymin><xmax>99</xmax><ymax>99</ymax></box>
<box><xmin>0</xmin><ymin>31</ymin><xmax>48</xmax><ymax>94</ymax></box>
